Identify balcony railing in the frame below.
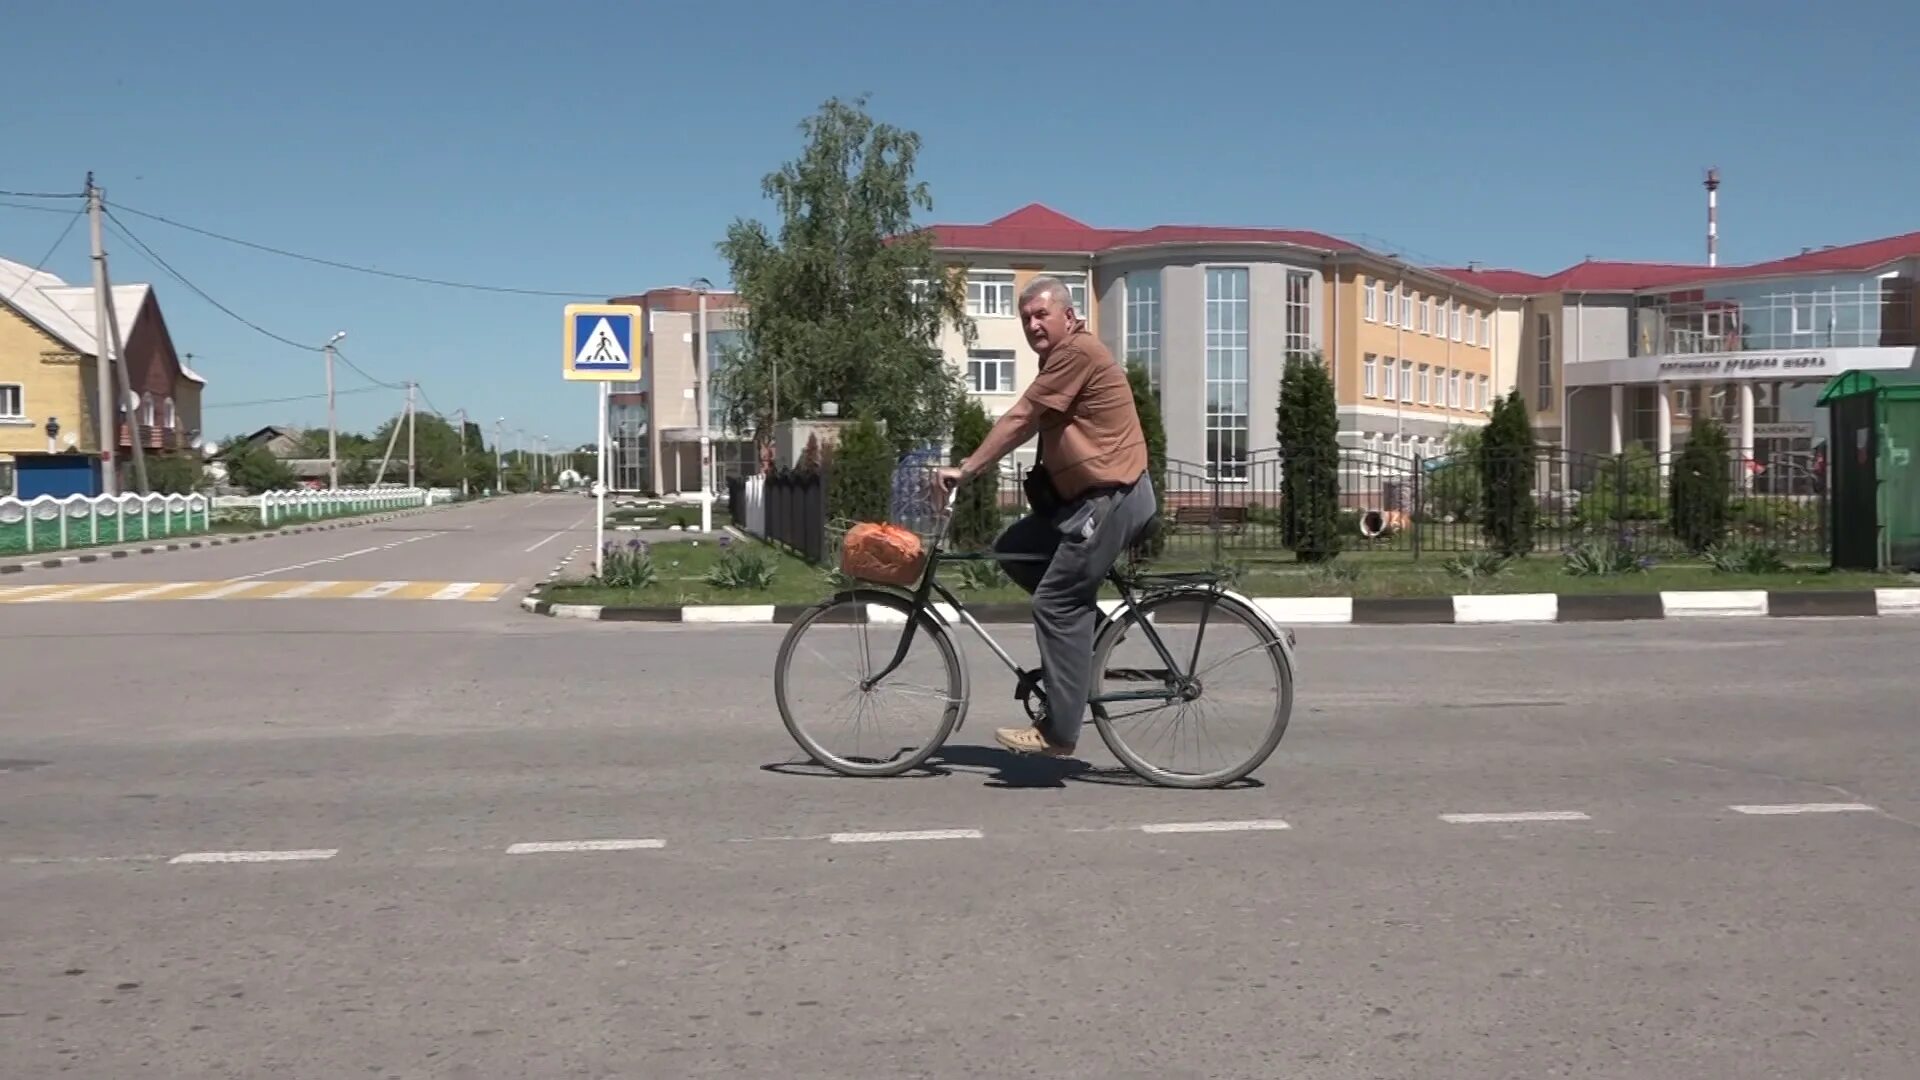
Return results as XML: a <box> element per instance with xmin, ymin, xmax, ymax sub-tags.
<box><xmin>1633</xmin><ymin>283</ymin><xmax>1918</xmax><ymax>355</ymax></box>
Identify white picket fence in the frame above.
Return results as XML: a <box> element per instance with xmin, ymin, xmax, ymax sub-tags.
<box><xmin>0</xmin><ymin>491</ymin><xmax>212</xmax><ymax>554</ymax></box>
<box><xmin>217</xmin><ymin>485</ymin><xmax>437</xmax><ymax>528</ymax></box>
<box><xmin>0</xmin><ymin>486</ymin><xmax>447</xmax><ymax>555</ymax></box>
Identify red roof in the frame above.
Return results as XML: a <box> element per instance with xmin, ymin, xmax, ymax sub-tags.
<box><xmin>1434</xmin><ymin>228</ymin><xmax>1920</xmax><ymax>295</ymax></box>
<box><xmin>921</xmin><ymin>203</ymin><xmax>1356</xmax><ymax>256</ymax></box>
<box><xmin>926</xmin><ymin>204</ymin><xmax>1920</xmax><ymax>297</ymax></box>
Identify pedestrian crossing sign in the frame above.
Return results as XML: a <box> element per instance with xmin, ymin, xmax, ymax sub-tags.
<box><xmin>563</xmin><ymin>303</ymin><xmax>643</xmax><ymax>382</ymax></box>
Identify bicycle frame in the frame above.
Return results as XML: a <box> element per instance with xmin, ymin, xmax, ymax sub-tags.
<box><xmin>856</xmin><ymin>488</ymin><xmax>1223</xmax><ymax>712</ymax></box>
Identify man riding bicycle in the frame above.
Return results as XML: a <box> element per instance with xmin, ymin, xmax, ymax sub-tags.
<box><xmin>936</xmin><ymin>275</ymin><xmax>1157</xmax><ymax>758</ymax></box>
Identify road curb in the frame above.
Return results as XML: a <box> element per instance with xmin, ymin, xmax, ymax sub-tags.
<box><xmin>0</xmin><ymin>503</ymin><xmax>455</xmax><ymax>575</ymax></box>
<box><xmin>518</xmin><ymin>587</ymin><xmax>1920</xmax><ymax>625</ymax></box>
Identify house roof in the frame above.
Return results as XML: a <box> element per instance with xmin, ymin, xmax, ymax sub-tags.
<box><xmin>1433</xmin><ymin>228</ymin><xmax>1920</xmax><ymax>296</ymax></box>
<box><xmin>0</xmin><ymin>256</ymin><xmax>206</xmax><ymax>384</ymax></box>
<box><xmin>921</xmin><ymin>203</ymin><xmax>1361</xmax><ymax>258</ymax></box>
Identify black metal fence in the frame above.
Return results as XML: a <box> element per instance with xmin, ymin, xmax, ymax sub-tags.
<box><xmin>730</xmin><ymin>445</ymin><xmax>1828</xmax><ymax>565</ymax></box>
<box><xmin>729</xmin><ymin>470</ymin><xmax>829</xmax><ymax>564</ymax></box>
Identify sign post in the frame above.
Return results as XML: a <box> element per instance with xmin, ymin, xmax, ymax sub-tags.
<box><xmin>564</xmin><ymin>303</ymin><xmax>644</xmax><ymax>580</ymax></box>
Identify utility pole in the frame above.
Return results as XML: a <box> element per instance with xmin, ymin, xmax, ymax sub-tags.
<box><xmin>85</xmin><ymin>175</ymin><xmax>149</xmax><ymax>494</ymax></box>
<box><xmin>85</xmin><ymin>173</ymin><xmax>119</xmax><ymax>495</ymax></box>
<box><xmin>323</xmin><ymin>331</ymin><xmax>345</xmax><ymax>488</ymax></box>
<box><xmin>494</xmin><ymin>417</ymin><xmax>506</xmax><ymax>495</ymax></box>
<box><xmin>454</xmin><ymin>408</ymin><xmax>470</xmax><ymax>497</ymax></box>
<box><xmin>405</xmin><ymin>381</ymin><xmax>416</xmax><ymax>489</ymax></box>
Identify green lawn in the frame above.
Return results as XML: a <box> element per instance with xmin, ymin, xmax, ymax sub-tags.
<box><xmin>543</xmin><ymin>536</ymin><xmax>1917</xmax><ymax>607</ymax></box>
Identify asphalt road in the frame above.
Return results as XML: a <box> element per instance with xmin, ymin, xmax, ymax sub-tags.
<box><xmin>1</xmin><ymin>509</ymin><xmax>1916</xmax><ymax>1077</ymax></box>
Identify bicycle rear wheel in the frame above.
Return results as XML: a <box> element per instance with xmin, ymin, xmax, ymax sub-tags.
<box><xmin>774</xmin><ymin>590</ymin><xmax>967</xmax><ymax>777</ymax></box>
<box><xmin>1089</xmin><ymin>589</ymin><xmax>1293</xmax><ymax>788</ymax></box>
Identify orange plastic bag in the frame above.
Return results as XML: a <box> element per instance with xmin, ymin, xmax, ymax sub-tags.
<box><xmin>839</xmin><ymin>522</ymin><xmax>927</xmax><ymax>587</ymax></box>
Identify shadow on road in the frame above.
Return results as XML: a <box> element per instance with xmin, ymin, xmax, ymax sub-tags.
<box><xmin>761</xmin><ymin>744</ymin><xmax>1264</xmax><ymax>791</ymax></box>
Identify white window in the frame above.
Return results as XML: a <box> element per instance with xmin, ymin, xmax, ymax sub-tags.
<box><xmin>1449</xmin><ymin>370</ymin><xmax>1461</xmax><ymax>408</ymax></box>
<box><xmin>1464</xmin><ymin>310</ymin><xmax>1477</xmax><ymax>346</ymax></box>
<box><xmin>1363</xmin><ymin>354</ymin><xmax>1378</xmax><ymax>398</ymax></box>
<box><xmin>1417</xmin><ymin>364</ymin><xmax>1431</xmax><ymax>405</ymax></box>
<box><xmin>1364</xmin><ymin>278</ymin><xmax>1378</xmax><ymax>322</ymax></box>
<box><xmin>1535</xmin><ymin>312</ymin><xmax>1555</xmax><ymax>412</ymax></box>
<box><xmin>966</xmin><ymin>349</ymin><xmax>1017</xmax><ymax>393</ymax></box>
<box><xmin>1399</xmin><ymin>290</ymin><xmax>1413</xmax><ymax>330</ymax></box>
<box><xmin>1284</xmin><ymin>269</ymin><xmax>1313</xmax><ymax>358</ymax></box>
<box><xmin>1054</xmin><ymin>271</ymin><xmax>1089</xmax><ymax>315</ymax></box>
<box><xmin>1380</xmin><ymin>356</ymin><xmax>1397</xmax><ymax>401</ymax></box>
<box><xmin>1479</xmin><ymin>375</ymin><xmax>1491</xmax><ymax>413</ymax></box>
<box><xmin>1400</xmin><ymin>359</ymin><xmax>1413</xmax><ymax>403</ymax></box>
<box><xmin>0</xmin><ymin>383</ymin><xmax>21</xmax><ymax>420</ymax></box>
<box><xmin>140</xmin><ymin>394</ymin><xmax>156</xmax><ymax>426</ymax></box>
<box><xmin>1481</xmin><ymin>314</ymin><xmax>1492</xmax><ymax>347</ymax></box>
<box><xmin>162</xmin><ymin>397</ymin><xmax>177</xmax><ymax>429</ymax></box>
<box><xmin>1449</xmin><ymin>302</ymin><xmax>1462</xmax><ymax>341</ymax></box>
<box><xmin>966</xmin><ymin>272</ymin><xmax>1015</xmax><ymax>317</ymax></box>
<box><xmin>1417</xmin><ymin>297</ymin><xmax>1429</xmax><ymax>334</ymax></box>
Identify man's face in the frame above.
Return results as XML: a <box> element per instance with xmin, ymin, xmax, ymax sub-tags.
<box><xmin>1019</xmin><ymin>287</ymin><xmax>1075</xmax><ymax>357</ymax></box>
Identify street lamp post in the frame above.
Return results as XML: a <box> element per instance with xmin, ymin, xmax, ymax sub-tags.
<box><xmin>692</xmin><ymin>277</ymin><xmax>713</xmax><ymax>534</ymax></box>
<box><xmin>324</xmin><ymin>331</ymin><xmax>346</xmax><ymax>489</ymax></box>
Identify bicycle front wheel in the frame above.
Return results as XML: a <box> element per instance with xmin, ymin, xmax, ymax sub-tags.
<box><xmin>774</xmin><ymin>590</ymin><xmax>968</xmax><ymax>777</ymax></box>
<box><xmin>1089</xmin><ymin>589</ymin><xmax>1293</xmax><ymax>788</ymax></box>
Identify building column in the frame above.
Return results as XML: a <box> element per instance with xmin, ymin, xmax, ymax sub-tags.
<box><xmin>1737</xmin><ymin>382</ymin><xmax>1755</xmax><ymax>493</ymax></box>
<box><xmin>1656</xmin><ymin>382</ymin><xmax>1673</xmax><ymax>484</ymax></box>
<box><xmin>1608</xmin><ymin>384</ymin><xmax>1625</xmax><ymax>455</ymax></box>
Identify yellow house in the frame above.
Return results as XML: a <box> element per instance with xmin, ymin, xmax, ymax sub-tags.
<box><xmin>0</xmin><ymin>255</ymin><xmax>205</xmax><ymax>497</ymax></box>
<box><xmin>923</xmin><ymin>204</ymin><xmax>1505</xmax><ymax>480</ymax></box>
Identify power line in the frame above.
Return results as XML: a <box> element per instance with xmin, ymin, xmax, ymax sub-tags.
<box><xmin>110</xmin><ymin>199</ymin><xmax>607</xmax><ymax>298</ymax></box>
<box><xmin>0</xmin><ymin>188</ymin><xmax>85</xmax><ymax>200</ymax></box>
<box><xmin>102</xmin><ymin>209</ymin><xmax>322</xmax><ymax>353</ymax></box>
<box><xmin>4</xmin><ymin>206</ymin><xmax>83</xmax><ymax>304</ymax></box>
<box><xmin>329</xmin><ymin>346</ymin><xmax>405</xmax><ymax>391</ymax></box>
<box><xmin>203</xmin><ymin>385</ymin><xmax>387</xmax><ymax>410</ymax></box>
<box><xmin>0</xmin><ymin>198</ymin><xmax>84</xmax><ymax>216</ymax></box>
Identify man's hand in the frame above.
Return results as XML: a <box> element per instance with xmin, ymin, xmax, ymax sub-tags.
<box><xmin>935</xmin><ymin>466</ymin><xmax>967</xmax><ymax>491</ymax></box>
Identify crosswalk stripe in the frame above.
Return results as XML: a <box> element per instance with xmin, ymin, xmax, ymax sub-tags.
<box><xmin>101</xmin><ymin>582</ymin><xmax>200</xmax><ymax>602</ymax></box>
<box><xmin>186</xmin><ymin>581</ymin><xmax>275</xmax><ymax>600</ymax></box>
<box><xmin>0</xmin><ymin>580</ymin><xmax>515</xmax><ymax>603</ymax></box>
<box><xmin>15</xmin><ymin>583</ymin><xmax>121</xmax><ymax>603</ymax></box>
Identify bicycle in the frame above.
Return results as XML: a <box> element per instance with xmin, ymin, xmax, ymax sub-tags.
<box><xmin>772</xmin><ymin>485</ymin><xmax>1298</xmax><ymax>789</ymax></box>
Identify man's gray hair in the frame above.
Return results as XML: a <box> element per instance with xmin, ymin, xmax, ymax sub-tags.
<box><xmin>1019</xmin><ymin>274</ymin><xmax>1077</xmax><ymax>313</ymax></box>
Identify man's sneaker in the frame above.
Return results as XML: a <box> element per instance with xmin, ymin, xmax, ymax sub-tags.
<box><xmin>995</xmin><ymin>726</ymin><xmax>1076</xmax><ymax>758</ymax></box>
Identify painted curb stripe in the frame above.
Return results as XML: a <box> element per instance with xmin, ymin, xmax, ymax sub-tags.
<box><xmin>519</xmin><ymin>588</ymin><xmax>1920</xmax><ymax>626</ymax></box>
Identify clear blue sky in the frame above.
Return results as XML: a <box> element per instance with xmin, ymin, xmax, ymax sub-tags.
<box><xmin>3</xmin><ymin>0</ymin><xmax>1912</xmax><ymax>449</ymax></box>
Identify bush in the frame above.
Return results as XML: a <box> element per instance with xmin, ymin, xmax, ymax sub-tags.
<box><xmin>1671</xmin><ymin>419</ymin><xmax>1732</xmax><ymax>554</ymax></box>
<box><xmin>1576</xmin><ymin>444</ymin><xmax>1661</xmax><ymax>530</ymax></box>
<box><xmin>1126</xmin><ymin>361</ymin><xmax>1169</xmax><ymax>558</ymax></box>
<box><xmin>143</xmin><ymin>453</ymin><xmax>205</xmax><ymax>495</ymax></box>
<box><xmin>1276</xmin><ymin>351</ymin><xmax>1342</xmax><ymax>563</ymax></box>
<box><xmin>826</xmin><ymin>414</ymin><xmax>895</xmax><ymax>525</ymax></box>
<box><xmin>1425</xmin><ymin>428</ymin><xmax>1483</xmax><ymax>522</ymax></box>
<box><xmin>946</xmin><ymin>398</ymin><xmax>1000</xmax><ymax>551</ymax></box>
<box><xmin>598</xmin><ymin>539</ymin><xmax>658</xmax><ymax>588</ymax></box>
<box><xmin>705</xmin><ymin>537</ymin><xmax>778</xmax><ymax>590</ymax></box>
<box><xmin>1479</xmin><ymin>390</ymin><xmax>1538</xmax><ymax>556</ymax></box>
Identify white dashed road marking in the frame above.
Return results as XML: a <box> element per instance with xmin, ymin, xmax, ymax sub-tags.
<box><xmin>505</xmin><ymin>839</ymin><xmax>665</xmax><ymax>855</ymax></box>
<box><xmin>1729</xmin><ymin>803</ymin><xmax>1876</xmax><ymax>815</ymax></box>
<box><xmin>1440</xmin><ymin>811</ymin><xmax>1592</xmax><ymax>824</ymax></box>
<box><xmin>1139</xmin><ymin>819</ymin><xmax>1291</xmax><ymax>834</ymax></box>
<box><xmin>168</xmin><ymin>849</ymin><xmax>340</xmax><ymax>864</ymax></box>
<box><xmin>828</xmin><ymin>829</ymin><xmax>983</xmax><ymax>844</ymax></box>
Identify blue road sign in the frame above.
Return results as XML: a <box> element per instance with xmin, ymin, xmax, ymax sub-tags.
<box><xmin>563</xmin><ymin>303</ymin><xmax>643</xmax><ymax>382</ymax></box>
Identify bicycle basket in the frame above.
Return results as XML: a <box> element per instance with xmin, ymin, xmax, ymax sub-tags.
<box><xmin>838</xmin><ymin>521</ymin><xmax>927</xmax><ymax>587</ymax></box>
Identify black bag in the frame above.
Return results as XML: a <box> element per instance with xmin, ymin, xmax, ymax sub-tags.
<box><xmin>1022</xmin><ymin>441</ymin><xmax>1062</xmax><ymax>518</ymax></box>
